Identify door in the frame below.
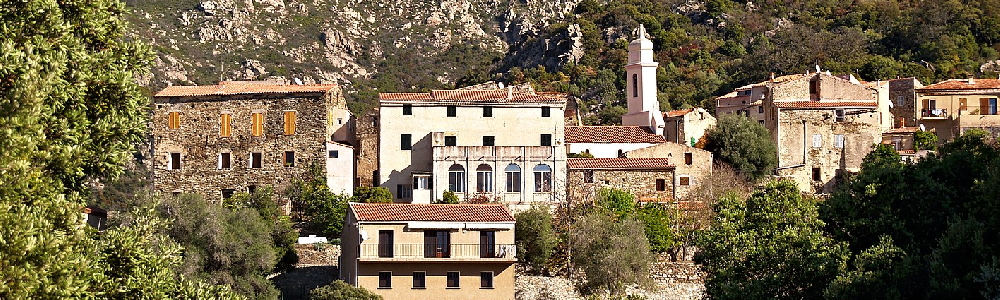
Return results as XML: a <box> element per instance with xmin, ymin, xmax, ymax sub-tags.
<box><xmin>424</xmin><ymin>231</ymin><xmax>450</xmax><ymax>258</ymax></box>
<box><xmin>480</xmin><ymin>231</ymin><xmax>496</xmax><ymax>258</ymax></box>
<box><xmin>378</xmin><ymin>230</ymin><xmax>393</xmax><ymax>258</ymax></box>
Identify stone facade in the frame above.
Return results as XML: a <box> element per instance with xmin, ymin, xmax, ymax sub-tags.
<box><xmin>625</xmin><ymin>143</ymin><xmax>713</xmax><ymax>199</ymax></box>
<box><xmin>355</xmin><ymin>109</ymin><xmax>380</xmax><ymax>187</ymax></box>
<box><xmin>889</xmin><ymin>78</ymin><xmax>923</xmax><ymax>128</ymax></box>
<box><xmin>662</xmin><ymin>108</ymin><xmax>717</xmax><ymax>146</ymax></box>
<box><xmin>151</xmin><ymin>82</ymin><xmax>355</xmax><ymax>202</ymax></box>
<box><xmin>567</xmin><ymin>169</ymin><xmax>674</xmax><ymax>203</ymax></box>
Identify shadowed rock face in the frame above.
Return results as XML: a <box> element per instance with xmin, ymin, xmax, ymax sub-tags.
<box><xmin>126</xmin><ymin>0</ymin><xmax>583</xmax><ymax>90</ymax></box>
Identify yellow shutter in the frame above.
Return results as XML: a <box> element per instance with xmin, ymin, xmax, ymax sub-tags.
<box><xmin>284</xmin><ymin>111</ymin><xmax>296</xmax><ymax>135</ymax></box>
<box><xmin>220</xmin><ymin>114</ymin><xmax>231</xmax><ymax>137</ymax></box>
<box><xmin>251</xmin><ymin>113</ymin><xmax>263</xmax><ymax>136</ymax></box>
<box><xmin>168</xmin><ymin>112</ymin><xmax>180</xmax><ymax>129</ymax></box>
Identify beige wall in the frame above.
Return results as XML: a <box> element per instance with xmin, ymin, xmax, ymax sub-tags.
<box><xmin>379</xmin><ymin>102</ymin><xmax>566</xmax><ymax>203</ymax></box>
<box><xmin>916</xmin><ymin>92</ymin><xmax>1000</xmax><ymax>142</ymax></box>
<box><xmin>431</xmin><ymin>146</ymin><xmax>566</xmax><ymax>204</ymax></box>
<box><xmin>358</xmin><ymin>263</ymin><xmax>514</xmax><ymax>300</ymax></box>
<box><xmin>625</xmin><ymin>143</ymin><xmax>713</xmax><ymax>199</ymax></box>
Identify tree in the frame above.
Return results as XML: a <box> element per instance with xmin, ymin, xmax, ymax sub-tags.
<box><xmin>696</xmin><ymin>180</ymin><xmax>849</xmax><ymax>300</ymax></box>
<box><xmin>436</xmin><ymin>190</ymin><xmax>460</xmax><ymax>204</ymax></box>
<box><xmin>353</xmin><ymin>187</ymin><xmax>393</xmax><ymax>203</ymax></box>
<box><xmin>595</xmin><ymin>188</ymin><xmax>679</xmax><ymax>254</ymax></box>
<box><xmin>515</xmin><ymin>203</ymin><xmax>558</xmax><ymax>274</ymax></box>
<box><xmin>571</xmin><ymin>211</ymin><xmax>654</xmax><ymax>296</ymax></box>
<box><xmin>914</xmin><ymin>130</ymin><xmax>938</xmax><ymax>150</ymax></box>
<box><xmin>703</xmin><ymin>114</ymin><xmax>778</xmax><ymax>181</ymax></box>
<box><xmin>288</xmin><ymin>165</ymin><xmax>351</xmax><ymax>238</ymax></box>
<box><xmin>309</xmin><ymin>280</ymin><xmax>383</xmax><ymax>300</ymax></box>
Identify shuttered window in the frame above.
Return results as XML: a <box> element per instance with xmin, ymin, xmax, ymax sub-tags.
<box><xmin>283</xmin><ymin>111</ymin><xmax>296</xmax><ymax>135</ymax></box>
<box><xmin>251</xmin><ymin>112</ymin><xmax>264</xmax><ymax>136</ymax></box>
<box><xmin>220</xmin><ymin>113</ymin><xmax>232</xmax><ymax>137</ymax></box>
<box><xmin>168</xmin><ymin>112</ymin><xmax>180</xmax><ymax>129</ymax></box>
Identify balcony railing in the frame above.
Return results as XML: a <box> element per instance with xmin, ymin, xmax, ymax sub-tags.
<box><xmin>922</xmin><ymin>109</ymin><xmax>949</xmax><ymax>118</ymax></box>
<box><xmin>361</xmin><ymin>243</ymin><xmax>516</xmax><ymax>260</ymax></box>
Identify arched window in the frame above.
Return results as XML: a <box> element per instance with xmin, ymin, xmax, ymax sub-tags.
<box><xmin>533</xmin><ymin>164</ymin><xmax>552</xmax><ymax>192</ymax></box>
<box><xmin>476</xmin><ymin>164</ymin><xmax>493</xmax><ymax>193</ymax></box>
<box><xmin>448</xmin><ymin>164</ymin><xmax>466</xmax><ymax>192</ymax></box>
<box><xmin>505</xmin><ymin>164</ymin><xmax>521</xmax><ymax>193</ymax></box>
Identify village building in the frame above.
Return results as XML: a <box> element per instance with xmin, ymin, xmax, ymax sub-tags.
<box><xmin>881</xmin><ymin>127</ymin><xmax>931</xmax><ymax>162</ymax></box>
<box><xmin>340</xmin><ymin>203</ymin><xmax>516</xmax><ymax>300</ymax></box>
<box><xmin>889</xmin><ymin>78</ymin><xmax>924</xmax><ymax>128</ymax></box>
<box><xmin>566</xmin><ymin>158</ymin><xmax>675</xmax><ymax>203</ymax></box>
<box><xmin>151</xmin><ymin>81</ymin><xmax>357</xmax><ymax>202</ymax></box>
<box><xmin>716</xmin><ymin>72</ymin><xmax>888</xmax><ymax>193</ymax></box>
<box><xmin>624</xmin><ymin>142</ymin><xmax>713</xmax><ymax>198</ymax></box>
<box><xmin>662</xmin><ymin>108</ymin><xmax>716</xmax><ymax>146</ymax></box>
<box><xmin>564</xmin><ymin>126</ymin><xmax>665</xmax><ymax>157</ymax></box>
<box><xmin>376</xmin><ymin>88</ymin><xmax>569</xmax><ymax>204</ymax></box>
<box><xmin>915</xmin><ymin>78</ymin><xmax>1000</xmax><ymax>142</ymax></box>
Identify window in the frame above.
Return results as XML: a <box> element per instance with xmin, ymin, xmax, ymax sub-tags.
<box><xmin>480</xmin><ymin>231</ymin><xmax>496</xmax><ymax>258</ymax></box>
<box><xmin>897</xmin><ymin>96</ymin><xmax>905</xmax><ymax>106</ymax></box>
<box><xmin>759</xmin><ymin>120</ymin><xmax>765</xmax><ymax>126</ymax></box>
<box><xmin>412</xmin><ymin>272</ymin><xmax>426</xmax><ymax>289</ymax></box>
<box><xmin>809</xmin><ymin>80</ymin><xmax>818</xmax><ymax>94</ymax></box>
<box><xmin>481</xmin><ymin>272</ymin><xmax>494</xmax><ymax>289</ymax></box>
<box><xmin>251</xmin><ymin>112</ymin><xmax>264</xmax><ymax>136</ymax></box>
<box><xmin>328</xmin><ymin>150</ymin><xmax>339</xmax><ymax>158</ymax></box>
<box><xmin>812</xmin><ymin>168</ymin><xmax>822</xmax><ymax>181</ymax></box>
<box><xmin>251</xmin><ymin>152</ymin><xmax>262</xmax><ymax>169</ymax></box>
<box><xmin>834</xmin><ymin>134</ymin><xmax>845</xmax><ymax>148</ymax></box>
<box><xmin>835</xmin><ymin>109</ymin><xmax>845</xmax><ymax>122</ymax></box>
<box><xmin>219</xmin><ymin>153</ymin><xmax>231</xmax><ymax>169</ymax></box>
<box><xmin>758</xmin><ymin>106</ymin><xmax>764</xmax><ymax>113</ymax></box>
<box><xmin>378</xmin><ymin>230</ymin><xmax>393</xmax><ymax>258</ymax></box>
<box><xmin>413</xmin><ymin>175</ymin><xmax>431</xmax><ymax>190</ymax></box>
<box><xmin>403</xmin><ymin>104</ymin><xmax>412</xmax><ymax>115</ymax></box>
<box><xmin>540</xmin><ymin>134</ymin><xmax>552</xmax><ymax>146</ymax></box>
<box><xmin>632</xmin><ymin>74</ymin><xmax>638</xmax><ymax>98</ymax></box>
<box><xmin>476</xmin><ymin>164</ymin><xmax>493</xmax><ymax>193</ymax></box>
<box><xmin>219</xmin><ymin>113</ymin><xmax>232</xmax><ymax>137</ymax></box>
<box><xmin>401</xmin><ymin>134</ymin><xmax>412</xmax><ymax>150</ymax></box>
<box><xmin>167</xmin><ymin>111</ymin><xmax>180</xmax><ymax>129</ymax></box>
<box><xmin>684</xmin><ymin>152</ymin><xmax>693</xmax><ymax>165</ymax></box>
<box><xmin>248</xmin><ymin>185</ymin><xmax>257</xmax><ymax>194</ymax></box>
<box><xmin>445</xmin><ymin>136</ymin><xmax>457</xmax><ymax>146</ymax></box>
<box><xmin>960</xmin><ymin>98</ymin><xmax>968</xmax><ymax>111</ymax></box>
<box><xmin>379</xmin><ymin>272</ymin><xmax>392</xmax><ymax>289</ymax></box>
<box><xmin>483</xmin><ymin>136</ymin><xmax>495</xmax><ymax>146</ymax></box>
<box><xmin>169</xmin><ymin>153</ymin><xmax>181</xmax><ymax>170</ymax></box>
<box><xmin>396</xmin><ymin>184</ymin><xmax>412</xmax><ymax>199</ymax></box>
<box><xmin>337</xmin><ymin>118</ymin><xmax>343</xmax><ymax>125</ymax></box>
<box><xmin>679</xmin><ymin>176</ymin><xmax>690</xmax><ymax>186</ymax></box>
<box><xmin>483</xmin><ymin>106</ymin><xmax>492</xmax><ymax>117</ymax></box>
<box><xmin>448</xmin><ymin>164</ymin><xmax>466</xmax><ymax>193</ymax></box>
<box><xmin>541</xmin><ymin>107</ymin><xmax>551</xmax><ymax>117</ymax></box>
<box><xmin>221</xmin><ymin>189</ymin><xmax>235</xmax><ymax>200</ymax></box>
<box><xmin>533</xmin><ymin>164</ymin><xmax>552</xmax><ymax>192</ymax></box>
<box><xmin>656</xmin><ymin>179</ymin><xmax>666</xmax><ymax>191</ymax></box>
<box><xmin>583</xmin><ymin>170</ymin><xmax>594</xmax><ymax>183</ymax></box>
<box><xmin>425</xmin><ymin>231</ymin><xmax>451</xmax><ymax>258</ymax></box>
<box><xmin>447</xmin><ymin>271</ymin><xmax>460</xmax><ymax>288</ymax></box>
<box><xmin>283</xmin><ymin>151</ymin><xmax>295</xmax><ymax>167</ymax></box>
<box><xmin>283</xmin><ymin>111</ymin><xmax>296</xmax><ymax>135</ymax></box>
<box><xmin>505</xmin><ymin>164</ymin><xmax>521</xmax><ymax>192</ymax></box>
<box><xmin>447</xmin><ymin>105</ymin><xmax>457</xmax><ymax>117</ymax></box>
<box><xmin>982</xmin><ymin>98</ymin><xmax>999</xmax><ymax>115</ymax></box>
<box><xmin>812</xmin><ymin>134</ymin><xmax>823</xmax><ymax>148</ymax></box>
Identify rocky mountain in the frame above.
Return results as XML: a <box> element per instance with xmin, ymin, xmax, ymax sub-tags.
<box><xmin>127</xmin><ymin>0</ymin><xmax>583</xmax><ymax>104</ymax></box>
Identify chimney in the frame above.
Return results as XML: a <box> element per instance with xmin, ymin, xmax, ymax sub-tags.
<box><xmin>770</xmin><ymin>72</ymin><xmax>775</xmax><ymax>81</ymax></box>
<box><xmin>969</xmin><ymin>76</ymin><xmax>976</xmax><ymax>85</ymax></box>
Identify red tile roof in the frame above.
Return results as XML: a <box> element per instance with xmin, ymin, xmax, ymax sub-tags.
<box><xmin>884</xmin><ymin>127</ymin><xmax>920</xmax><ymax>134</ymax></box>
<box><xmin>773</xmin><ymin>101</ymin><xmax>878</xmax><ymax>108</ymax></box>
<box><xmin>918</xmin><ymin>79</ymin><xmax>1000</xmax><ymax>90</ymax></box>
<box><xmin>898</xmin><ymin>149</ymin><xmax>917</xmax><ymax>154</ymax></box>
<box><xmin>567</xmin><ymin>158</ymin><xmax>675</xmax><ymax>170</ymax></box>
<box><xmin>349</xmin><ymin>203</ymin><xmax>514</xmax><ymax>222</ymax></box>
<box><xmin>379</xmin><ymin>90</ymin><xmax>567</xmax><ymax>104</ymax></box>
<box><xmin>155</xmin><ymin>82</ymin><xmax>338</xmax><ymax>97</ymax></box>
<box><xmin>565</xmin><ymin>126</ymin><xmax>666</xmax><ymax>144</ymax></box>
<box><xmin>664</xmin><ymin>108</ymin><xmax>695</xmax><ymax>118</ymax></box>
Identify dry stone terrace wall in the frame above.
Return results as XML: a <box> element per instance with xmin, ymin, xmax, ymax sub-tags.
<box><xmin>151</xmin><ymin>93</ymin><xmax>333</xmax><ymax>202</ymax></box>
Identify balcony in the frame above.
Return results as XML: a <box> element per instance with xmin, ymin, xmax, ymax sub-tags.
<box><xmin>360</xmin><ymin>243</ymin><xmax>516</xmax><ymax>262</ymax></box>
<box><xmin>921</xmin><ymin>108</ymin><xmax>949</xmax><ymax>119</ymax></box>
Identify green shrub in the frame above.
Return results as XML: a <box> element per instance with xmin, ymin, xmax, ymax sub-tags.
<box><xmin>310</xmin><ymin>280</ymin><xmax>383</xmax><ymax>300</ymax></box>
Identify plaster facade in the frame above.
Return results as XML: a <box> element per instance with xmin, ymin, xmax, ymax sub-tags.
<box><xmin>916</xmin><ymin>79</ymin><xmax>1000</xmax><ymax>142</ymax></box>
<box><xmin>662</xmin><ymin>108</ymin><xmax>717</xmax><ymax>146</ymax></box>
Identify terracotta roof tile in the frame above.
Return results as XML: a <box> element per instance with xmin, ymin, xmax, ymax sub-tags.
<box><xmin>379</xmin><ymin>90</ymin><xmax>567</xmax><ymax>104</ymax></box>
<box><xmin>773</xmin><ymin>101</ymin><xmax>878</xmax><ymax>108</ymax></box>
<box><xmin>898</xmin><ymin>149</ymin><xmax>917</xmax><ymax>154</ymax></box>
<box><xmin>349</xmin><ymin>203</ymin><xmax>514</xmax><ymax>222</ymax></box>
<box><xmin>567</xmin><ymin>158</ymin><xmax>675</xmax><ymax>170</ymax></box>
<box><xmin>884</xmin><ymin>127</ymin><xmax>920</xmax><ymax>134</ymax></box>
<box><xmin>664</xmin><ymin>108</ymin><xmax>695</xmax><ymax>118</ymax></box>
<box><xmin>918</xmin><ymin>79</ymin><xmax>1000</xmax><ymax>90</ymax></box>
<box><xmin>565</xmin><ymin>126</ymin><xmax>666</xmax><ymax>144</ymax></box>
<box><xmin>155</xmin><ymin>82</ymin><xmax>338</xmax><ymax>97</ymax></box>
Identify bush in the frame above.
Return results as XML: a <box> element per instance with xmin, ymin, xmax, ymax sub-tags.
<box><xmin>310</xmin><ymin>280</ymin><xmax>383</xmax><ymax>300</ymax></box>
<box><xmin>288</xmin><ymin>166</ymin><xmax>351</xmax><ymax>238</ymax></box>
<box><xmin>436</xmin><ymin>190</ymin><xmax>460</xmax><ymax>204</ymax></box>
<box><xmin>353</xmin><ymin>187</ymin><xmax>392</xmax><ymax>203</ymax></box>
<box><xmin>515</xmin><ymin>204</ymin><xmax>558</xmax><ymax>274</ymax></box>
<box><xmin>572</xmin><ymin>211</ymin><xmax>654</xmax><ymax>296</ymax></box>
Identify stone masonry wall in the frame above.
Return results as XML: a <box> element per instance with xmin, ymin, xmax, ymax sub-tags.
<box><xmin>625</xmin><ymin>143</ymin><xmax>713</xmax><ymax>199</ymax></box>
<box><xmin>772</xmin><ymin>73</ymin><xmax>873</xmax><ymax>101</ymax></box>
<box><xmin>355</xmin><ymin>109</ymin><xmax>380</xmax><ymax>187</ymax></box>
<box><xmin>567</xmin><ymin>169</ymin><xmax>674</xmax><ymax>203</ymax></box>
<box><xmin>776</xmin><ymin>108</ymin><xmax>881</xmax><ymax>193</ymax></box>
<box><xmin>152</xmin><ymin>92</ymin><xmax>336</xmax><ymax>203</ymax></box>
<box><xmin>890</xmin><ymin>78</ymin><xmax>921</xmax><ymax>127</ymax></box>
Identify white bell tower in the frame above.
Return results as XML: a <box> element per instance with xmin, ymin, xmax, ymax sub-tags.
<box><xmin>621</xmin><ymin>25</ymin><xmax>664</xmax><ymax>135</ymax></box>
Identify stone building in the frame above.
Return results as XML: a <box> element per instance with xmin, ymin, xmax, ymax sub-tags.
<box><xmin>889</xmin><ymin>78</ymin><xmax>923</xmax><ymax>128</ymax></box>
<box><xmin>355</xmin><ymin>108</ymin><xmax>380</xmax><ymax>187</ymax></box>
<box><xmin>151</xmin><ymin>81</ymin><xmax>356</xmax><ymax>202</ymax></box>
<box><xmin>915</xmin><ymin>78</ymin><xmax>1000</xmax><ymax>142</ymax></box>
<box><xmin>566</xmin><ymin>158</ymin><xmax>675</xmax><ymax>203</ymax></box>
<box><xmin>377</xmin><ymin>89</ymin><xmax>568</xmax><ymax>204</ymax></box>
<box><xmin>340</xmin><ymin>203</ymin><xmax>516</xmax><ymax>300</ymax></box>
<box><xmin>624</xmin><ymin>143</ymin><xmax>713</xmax><ymax>199</ymax></box>
<box><xmin>662</xmin><ymin>108</ymin><xmax>716</xmax><ymax>146</ymax></box>
<box><xmin>564</xmin><ymin>126</ymin><xmax>665</xmax><ymax>158</ymax></box>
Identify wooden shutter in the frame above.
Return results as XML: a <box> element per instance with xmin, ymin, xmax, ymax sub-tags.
<box><xmin>283</xmin><ymin>111</ymin><xmax>296</xmax><ymax>135</ymax></box>
<box><xmin>982</xmin><ymin>98</ymin><xmax>991</xmax><ymax>115</ymax></box>
<box><xmin>251</xmin><ymin>113</ymin><xmax>263</xmax><ymax>136</ymax></box>
<box><xmin>168</xmin><ymin>112</ymin><xmax>180</xmax><ymax>129</ymax></box>
<box><xmin>220</xmin><ymin>114</ymin><xmax>231</xmax><ymax>137</ymax></box>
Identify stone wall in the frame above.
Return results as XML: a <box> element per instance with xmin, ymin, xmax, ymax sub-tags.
<box><xmin>151</xmin><ymin>90</ymin><xmax>344</xmax><ymax>203</ymax></box>
<box><xmin>771</xmin><ymin>73</ymin><xmax>873</xmax><ymax>102</ymax></box>
<box><xmin>889</xmin><ymin>78</ymin><xmax>922</xmax><ymax>128</ymax></box>
<box><xmin>566</xmin><ymin>169</ymin><xmax>674</xmax><ymax>203</ymax></box>
<box><xmin>625</xmin><ymin>143</ymin><xmax>713</xmax><ymax>199</ymax></box>
<box><xmin>355</xmin><ymin>109</ymin><xmax>380</xmax><ymax>187</ymax></box>
<box><xmin>775</xmin><ymin>108</ymin><xmax>881</xmax><ymax>193</ymax></box>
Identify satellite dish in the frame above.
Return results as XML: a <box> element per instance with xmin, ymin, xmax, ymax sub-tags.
<box><xmin>888</xmin><ymin>101</ymin><xmax>894</xmax><ymax>109</ymax></box>
<box><xmin>294</xmin><ymin>78</ymin><xmax>304</xmax><ymax>85</ymax></box>
<box><xmin>919</xmin><ymin>124</ymin><xmax>926</xmax><ymax>131</ymax></box>
<box><xmin>359</xmin><ymin>230</ymin><xmax>369</xmax><ymax>242</ymax></box>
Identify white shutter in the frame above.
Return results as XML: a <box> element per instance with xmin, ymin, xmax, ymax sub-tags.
<box><xmin>812</xmin><ymin>134</ymin><xmax>823</xmax><ymax>148</ymax></box>
<box><xmin>834</xmin><ymin>134</ymin><xmax>845</xmax><ymax>148</ymax></box>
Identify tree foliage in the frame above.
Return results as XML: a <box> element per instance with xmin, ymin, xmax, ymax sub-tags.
<box><xmin>352</xmin><ymin>187</ymin><xmax>392</xmax><ymax>203</ymax></box>
<box><xmin>436</xmin><ymin>190</ymin><xmax>460</xmax><ymax>204</ymax></box>
<box><xmin>571</xmin><ymin>211</ymin><xmax>654</xmax><ymax>296</ymax></box>
<box><xmin>288</xmin><ymin>166</ymin><xmax>351</xmax><ymax>238</ymax></box>
<box><xmin>704</xmin><ymin>114</ymin><xmax>778</xmax><ymax>181</ymax></box>
<box><xmin>309</xmin><ymin>280</ymin><xmax>383</xmax><ymax>300</ymax></box>
<box><xmin>515</xmin><ymin>204</ymin><xmax>558</xmax><ymax>274</ymax></box>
